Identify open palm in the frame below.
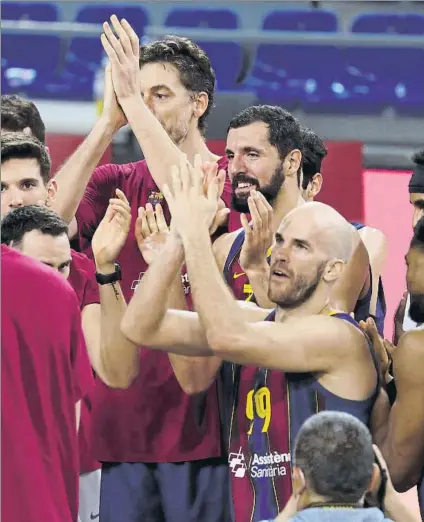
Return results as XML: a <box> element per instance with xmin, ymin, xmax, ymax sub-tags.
<box><xmin>135</xmin><ymin>203</ymin><xmax>170</xmax><ymax>266</ymax></box>
<box><xmin>92</xmin><ymin>189</ymin><xmax>131</xmax><ymax>268</ymax></box>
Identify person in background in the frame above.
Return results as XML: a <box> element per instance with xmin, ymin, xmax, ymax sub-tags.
<box><xmin>300</xmin><ymin>126</ymin><xmax>387</xmax><ymax>335</ymax></box>
<box><xmin>1</xmin><ymin>94</ymin><xmax>46</xmax><ymax>143</ymax></box>
<box><xmin>261</xmin><ymin>411</ymin><xmax>419</xmax><ymax>522</ymax></box>
<box><xmin>1</xmin><ymin>244</ymin><xmax>93</xmax><ymax>522</ymax></box>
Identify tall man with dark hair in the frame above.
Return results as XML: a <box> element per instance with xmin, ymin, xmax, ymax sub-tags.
<box><xmin>46</xmin><ymin>17</ymin><xmax>233</xmax><ymax>522</ymax></box>
<box><xmin>121</xmin><ymin>159</ymin><xmax>380</xmax><ymax>522</ymax></box>
<box><xmin>1</xmin><ymin>94</ymin><xmax>46</xmax><ymax>143</ymax></box>
<box><xmin>298</xmin><ymin>126</ymin><xmax>388</xmax><ymax>335</ymax></box>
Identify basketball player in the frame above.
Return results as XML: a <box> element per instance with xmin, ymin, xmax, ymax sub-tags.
<box><xmin>0</xmin><ymin>132</ymin><xmax>132</xmax><ymax>522</ymax></box>
<box><xmin>1</xmin><ymin>94</ymin><xmax>46</xmax><ymax>143</ymax></box>
<box><xmin>121</xmin><ymin>158</ymin><xmax>379</xmax><ymax>522</ymax></box>
<box><xmin>1</xmin><ymin>244</ymin><xmax>93</xmax><ymax>522</ymax></box>
<box><xmin>394</xmin><ymin>149</ymin><xmax>424</xmax><ymax>343</ymax></box>
<box><xmin>211</xmin><ymin>106</ymin><xmax>369</xmax><ymax>319</ymax></box>
<box><xmin>371</xmin><ymin>217</ymin><xmax>424</xmax><ymax>520</ymax></box>
<box><xmin>46</xmin><ymin>19</ymin><xmax>232</xmax><ymax>522</ymax></box>
<box><xmin>300</xmin><ymin>126</ymin><xmax>388</xmax><ymax>335</ymax></box>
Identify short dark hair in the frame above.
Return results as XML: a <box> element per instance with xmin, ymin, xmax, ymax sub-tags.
<box><xmin>228</xmin><ymin>105</ymin><xmax>302</xmax><ymax>162</ymax></box>
<box><xmin>300</xmin><ymin>127</ymin><xmax>328</xmax><ymax>190</ymax></box>
<box><xmin>412</xmin><ymin>148</ymin><xmax>424</xmax><ymax>167</ymax></box>
<box><xmin>1</xmin><ymin>132</ymin><xmax>51</xmax><ymax>184</ymax></box>
<box><xmin>1</xmin><ymin>205</ymin><xmax>68</xmax><ymax>248</ymax></box>
<box><xmin>1</xmin><ymin>95</ymin><xmax>45</xmax><ymax>143</ymax></box>
<box><xmin>139</xmin><ymin>36</ymin><xmax>215</xmax><ymax>134</ymax></box>
<box><xmin>411</xmin><ymin>216</ymin><xmax>424</xmax><ymax>250</ymax></box>
<box><xmin>294</xmin><ymin>411</ymin><xmax>374</xmax><ymax>504</ymax></box>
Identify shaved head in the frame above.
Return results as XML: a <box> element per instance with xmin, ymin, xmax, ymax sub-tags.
<box><xmin>269</xmin><ymin>202</ymin><xmax>354</xmax><ymax>309</ymax></box>
<box><xmin>282</xmin><ymin>202</ymin><xmax>353</xmax><ymax>263</ymax></box>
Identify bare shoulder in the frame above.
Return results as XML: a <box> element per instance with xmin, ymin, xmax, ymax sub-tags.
<box><xmin>212</xmin><ymin>229</ymin><xmax>240</xmax><ymax>272</ymax></box>
<box><xmin>394</xmin><ymin>330</ymin><xmax>424</xmax><ymax>382</ymax></box>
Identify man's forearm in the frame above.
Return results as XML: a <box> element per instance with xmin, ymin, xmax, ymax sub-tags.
<box><xmin>183</xmin><ymin>228</ymin><xmax>247</xmax><ymax>344</ymax></box>
<box><xmin>51</xmin><ymin>118</ymin><xmax>117</xmax><ymax>223</ymax></box>
<box><xmin>120</xmin><ymin>96</ymin><xmax>189</xmax><ymax>191</ymax></box>
<box><xmin>121</xmin><ymin>235</ymin><xmax>184</xmax><ymax>345</ymax></box>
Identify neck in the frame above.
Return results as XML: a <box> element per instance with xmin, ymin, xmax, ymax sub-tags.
<box><xmin>275</xmin><ymin>292</ymin><xmax>331</xmax><ymax>323</ymax></box>
<box><xmin>271</xmin><ymin>182</ymin><xmax>305</xmax><ymax>233</ymax></box>
<box><xmin>178</xmin><ymin>129</ymin><xmax>219</xmax><ymax>164</ymax></box>
<box><xmin>298</xmin><ymin>491</ymin><xmax>359</xmax><ymax>512</ymax></box>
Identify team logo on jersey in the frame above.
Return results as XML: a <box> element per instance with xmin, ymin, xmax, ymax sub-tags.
<box><xmin>147</xmin><ymin>190</ymin><xmax>164</xmax><ymax>207</ymax></box>
<box><xmin>228</xmin><ymin>447</ymin><xmax>247</xmax><ymax>478</ymax></box>
<box><xmin>228</xmin><ymin>448</ymin><xmax>291</xmax><ymax>479</ymax></box>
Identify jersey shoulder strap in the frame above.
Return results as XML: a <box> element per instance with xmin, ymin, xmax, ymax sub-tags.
<box><xmin>350</xmin><ymin>221</ymin><xmax>365</xmax><ymax>231</ymax></box>
<box><xmin>223</xmin><ymin>229</ymin><xmax>246</xmax><ymax>285</ymax></box>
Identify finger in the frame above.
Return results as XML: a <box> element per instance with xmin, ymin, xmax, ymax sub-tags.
<box><xmin>102</xmin><ymin>22</ymin><xmax>125</xmax><ymax>64</ymax></box>
<box><xmin>170</xmin><ymin>164</ymin><xmax>182</xmax><ymax>196</ymax></box>
<box><xmin>109</xmin><ymin>199</ymin><xmax>131</xmax><ymax>216</ymax></box>
<box><xmin>240</xmin><ymin>213</ymin><xmax>252</xmax><ymax>237</ymax></box>
<box><xmin>193</xmin><ymin>154</ymin><xmax>203</xmax><ymax>195</ymax></box>
<box><xmin>383</xmin><ymin>339</ymin><xmax>396</xmax><ymax>358</ymax></box>
<box><xmin>179</xmin><ymin>155</ymin><xmax>189</xmax><ymax>193</ymax></box>
<box><xmin>111</xmin><ymin>203</ymin><xmax>131</xmax><ymax>224</ymax></box>
<box><xmin>155</xmin><ymin>204</ymin><xmax>169</xmax><ymax>233</ymax></box>
<box><xmin>365</xmin><ymin>317</ymin><xmax>379</xmax><ymax>340</ymax></box>
<box><xmin>254</xmin><ymin>192</ymin><xmax>271</xmax><ymax>232</ymax></box>
<box><xmin>145</xmin><ymin>202</ymin><xmax>158</xmax><ymax>233</ymax></box>
<box><xmin>216</xmin><ymin>169</ymin><xmax>226</xmax><ymax>199</ymax></box>
<box><xmin>247</xmin><ymin>193</ymin><xmax>262</xmax><ymax>233</ymax></box>
<box><xmin>207</xmin><ymin>176</ymin><xmax>219</xmax><ymax>204</ymax></box>
<box><xmin>101</xmin><ymin>33</ymin><xmax>120</xmax><ymax>65</ymax></box>
<box><xmin>162</xmin><ymin>183</ymin><xmax>175</xmax><ymax>208</ymax></box>
<box><xmin>121</xmin><ymin>18</ymin><xmax>140</xmax><ymax>57</ymax></box>
<box><xmin>209</xmin><ymin>208</ymin><xmax>230</xmax><ymax>235</ymax></box>
<box><xmin>372</xmin><ymin>445</ymin><xmax>388</xmax><ymax>470</ymax></box>
<box><xmin>137</xmin><ymin>206</ymin><xmax>151</xmax><ymax>238</ymax></box>
<box><xmin>104</xmin><ymin>204</ymin><xmax>116</xmax><ymax>222</ymax></box>
<box><xmin>110</xmin><ymin>15</ymin><xmax>132</xmax><ymax>57</ymax></box>
<box><xmin>115</xmin><ymin>188</ymin><xmax>130</xmax><ymax>206</ymax></box>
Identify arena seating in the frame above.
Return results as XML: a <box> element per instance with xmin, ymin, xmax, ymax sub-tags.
<box><xmin>1</xmin><ymin>2</ymin><xmax>423</xmax><ymax>115</ymax></box>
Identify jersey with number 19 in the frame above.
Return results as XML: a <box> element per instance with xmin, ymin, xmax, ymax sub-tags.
<box><xmin>220</xmin><ymin>233</ymin><xmax>380</xmax><ymax>522</ymax></box>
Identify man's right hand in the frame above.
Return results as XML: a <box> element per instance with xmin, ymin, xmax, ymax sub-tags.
<box><xmin>101</xmin><ymin>63</ymin><xmax>127</xmax><ymax>131</ymax></box>
<box><xmin>135</xmin><ymin>203</ymin><xmax>170</xmax><ymax>265</ymax></box>
<box><xmin>393</xmin><ymin>291</ymin><xmax>407</xmax><ymax>345</ymax></box>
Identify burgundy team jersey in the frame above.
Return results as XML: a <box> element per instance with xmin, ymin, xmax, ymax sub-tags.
<box><xmin>1</xmin><ymin>246</ymin><xmax>93</xmax><ymax>522</ymax></box>
<box><xmin>220</xmin><ymin>232</ymin><xmax>379</xmax><ymax>522</ymax></box>
<box><xmin>76</xmin><ymin>157</ymin><xmax>235</xmax><ymax>463</ymax></box>
<box><xmin>69</xmin><ymin>250</ymin><xmax>102</xmax><ymax>474</ymax></box>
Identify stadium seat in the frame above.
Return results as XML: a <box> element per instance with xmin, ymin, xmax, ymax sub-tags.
<box><xmin>165</xmin><ymin>8</ymin><xmax>238</xmax><ymax>29</ymax></box>
<box><xmin>338</xmin><ymin>47</ymin><xmax>424</xmax><ymax>115</ymax></box>
<box><xmin>1</xmin><ymin>2</ymin><xmax>58</xmax><ymax>21</ymax></box>
<box><xmin>194</xmin><ymin>41</ymin><xmax>243</xmax><ymax>90</ymax></box>
<box><xmin>262</xmin><ymin>9</ymin><xmax>338</xmax><ymax>32</ymax></box>
<box><xmin>50</xmin><ymin>5</ymin><xmax>148</xmax><ymax>101</ymax></box>
<box><xmin>352</xmin><ymin>12</ymin><xmax>424</xmax><ymax>35</ymax></box>
<box><xmin>246</xmin><ymin>45</ymin><xmax>344</xmax><ymax>108</ymax></box>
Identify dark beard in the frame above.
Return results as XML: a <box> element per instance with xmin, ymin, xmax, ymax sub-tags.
<box><xmin>270</xmin><ymin>262</ymin><xmax>326</xmax><ymax>309</ymax></box>
<box><xmin>231</xmin><ymin>165</ymin><xmax>285</xmax><ymax>213</ymax></box>
<box><xmin>409</xmin><ymin>293</ymin><xmax>424</xmax><ymax>324</ymax></box>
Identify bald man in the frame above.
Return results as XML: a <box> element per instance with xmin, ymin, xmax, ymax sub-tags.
<box><xmin>121</xmin><ymin>160</ymin><xmax>379</xmax><ymax>522</ymax></box>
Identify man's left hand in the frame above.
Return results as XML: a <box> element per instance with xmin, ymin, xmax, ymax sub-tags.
<box><xmin>163</xmin><ymin>154</ymin><xmax>227</xmax><ymax>241</ymax></box>
<box><xmin>92</xmin><ymin>189</ymin><xmax>131</xmax><ymax>271</ymax></box>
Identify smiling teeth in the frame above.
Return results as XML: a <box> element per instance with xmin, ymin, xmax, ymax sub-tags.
<box><xmin>238</xmin><ymin>183</ymin><xmax>251</xmax><ymax>188</ymax></box>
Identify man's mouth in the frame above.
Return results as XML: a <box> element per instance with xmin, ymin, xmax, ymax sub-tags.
<box><xmin>271</xmin><ymin>269</ymin><xmax>290</xmax><ymax>279</ymax></box>
<box><xmin>234</xmin><ymin>181</ymin><xmax>257</xmax><ymax>195</ymax></box>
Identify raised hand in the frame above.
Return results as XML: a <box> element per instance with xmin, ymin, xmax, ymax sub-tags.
<box><xmin>92</xmin><ymin>189</ymin><xmax>131</xmax><ymax>270</ymax></box>
<box><xmin>360</xmin><ymin>317</ymin><xmax>396</xmax><ymax>384</ymax></box>
<box><xmin>201</xmin><ymin>160</ymin><xmax>230</xmax><ymax>235</ymax></box>
<box><xmin>163</xmin><ymin>154</ymin><xmax>227</xmax><ymax>240</ymax></box>
<box><xmin>101</xmin><ymin>62</ymin><xmax>127</xmax><ymax>130</ymax></box>
<box><xmin>101</xmin><ymin>16</ymin><xmax>140</xmax><ymax>102</ymax></box>
<box><xmin>239</xmin><ymin>190</ymin><xmax>274</xmax><ymax>272</ymax></box>
<box><xmin>135</xmin><ymin>202</ymin><xmax>170</xmax><ymax>265</ymax></box>
<box><xmin>393</xmin><ymin>291</ymin><xmax>407</xmax><ymax>345</ymax></box>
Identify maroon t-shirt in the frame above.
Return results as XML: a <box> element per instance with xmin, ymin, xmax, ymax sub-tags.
<box><xmin>69</xmin><ymin>250</ymin><xmax>102</xmax><ymax>474</ymax></box>
<box><xmin>76</xmin><ymin>158</ymin><xmax>233</xmax><ymax>463</ymax></box>
<box><xmin>1</xmin><ymin>245</ymin><xmax>93</xmax><ymax>522</ymax></box>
